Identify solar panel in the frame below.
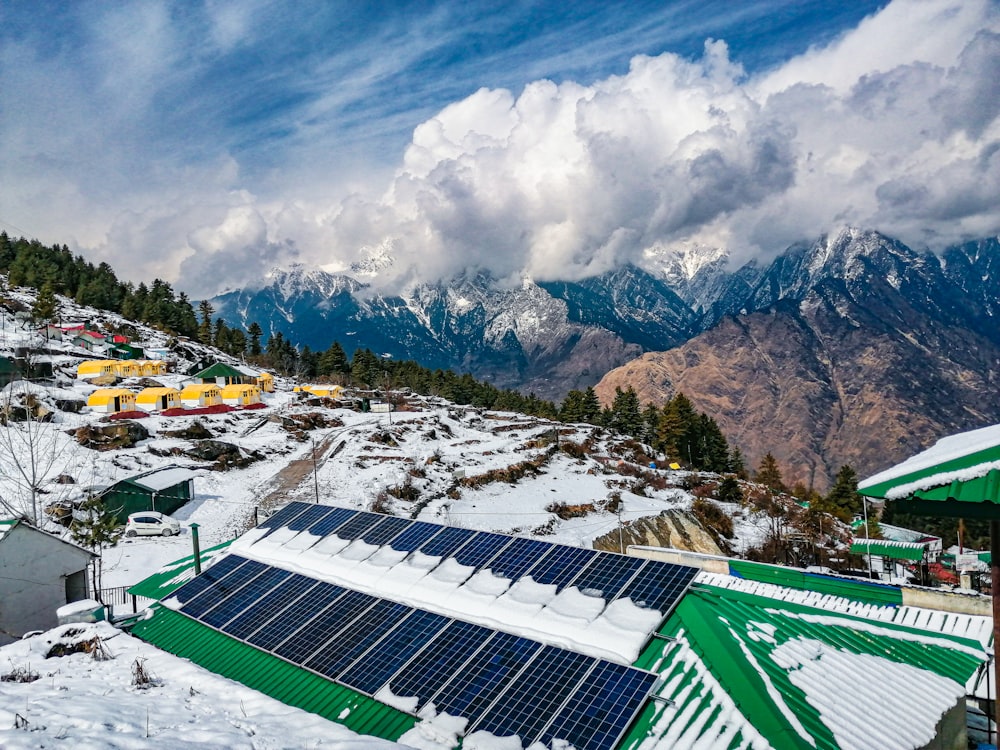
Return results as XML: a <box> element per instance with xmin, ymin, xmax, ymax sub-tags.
<box><xmin>540</xmin><ymin>660</ymin><xmax>659</xmax><ymax>750</ymax></box>
<box><xmin>571</xmin><ymin>553</ymin><xmax>645</xmax><ymax>600</ymax></box>
<box><xmin>304</xmin><ymin>506</ymin><xmax>358</xmax><ymax>537</ymax></box>
<box><xmin>222</xmin><ymin>574</ymin><xmax>321</xmax><ymax>640</ymax></box>
<box><xmin>388</xmin><ymin>620</ymin><xmax>495</xmax><ymax>710</ymax></box>
<box><xmin>388</xmin><ymin>521</ymin><xmax>442</xmax><ymax>552</ymax></box>
<box><xmin>197</xmin><ymin>567</ymin><xmax>293</xmax><ymax>629</ymax></box>
<box><xmin>276</xmin><ymin>589</ymin><xmax>377</xmax><ymax>664</ymax></box>
<box><xmin>418</xmin><ymin>526</ymin><xmax>476</xmax><ymax>558</ymax></box>
<box><xmin>247</xmin><ymin>581</ymin><xmax>349</xmax><ymax>651</ymax></box>
<box><xmin>451</xmin><ymin>531</ymin><xmax>512</xmax><ymax>569</ymax></box>
<box><xmin>467</xmin><ymin>645</ymin><xmax>594</xmax><ymax>743</ymax></box>
<box><xmin>281</xmin><ymin>503</ymin><xmax>343</xmax><ymax>532</ymax></box>
<box><xmin>619</xmin><ymin>559</ymin><xmax>699</xmax><ymax>613</ymax></box>
<box><xmin>255</xmin><ymin>502</ymin><xmax>312</xmax><ymax>530</ymax></box>
<box><xmin>338</xmin><ymin>609</ymin><xmax>449</xmax><ymax>695</ymax></box>
<box><xmin>524</xmin><ymin>545</ymin><xmax>598</xmax><ymax>590</ymax></box>
<box><xmin>303</xmin><ymin>598</ymin><xmax>410</xmax><ymax>679</ymax></box>
<box><xmin>360</xmin><ymin>515</ymin><xmax>411</xmax><ymax>546</ymax></box>
<box><xmin>178</xmin><ymin>558</ymin><xmax>269</xmax><ymax>618</ymax></box>
<box><xmin>430</xmin><ymin>631</ymin><xmax>542</xmax><ymax>720</ymax></box>
<box><xmin>487</xmin><ymin>537</ymin><xmax>553</xmax><ymax>581</ymax></box>
<box><xmin>332</xmin><ymin>512</ymin><xmax>382</xmax><ymax>540</ymax></box>
<box><xmin>169</xmin><ymin>554</ymin><xmax>248</xmax><ymax>605</ymax></box>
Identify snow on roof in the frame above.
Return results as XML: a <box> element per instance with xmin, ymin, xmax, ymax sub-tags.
<box><xmin>221</xmin><ymin>512</ymin><xmax>675</xmax><ymax>665</ymax></box>
<box><xmin>859</xmin><ymin>422</ymin><xmax>1000</xmax><ymax>498</ymax></box>
<box><xmin>130</xmin><ymin>466</ymin><xmax>197</xmax><ymax>492</ymax></box>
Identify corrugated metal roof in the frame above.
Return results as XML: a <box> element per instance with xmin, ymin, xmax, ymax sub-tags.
<box><xmin>728</xmin><ymin>559</ymin><xmax>904</xmax><ymax>606</ymax></box>
<box><xmin>127</xmin><ymin>539</ymin><xmax>234</xmax><ymax>600</ymax></box>
<box><xmin>131</xmin><ymin>466</ymin><xmax>197</xmax><ymax>492</ymax></box>
<box><xmin>619</xmin><ymin>584</ymin><xmax>985</xmax><ymax>750</ymax></box>
<box><xmin>130</xmin><ymin>606</ymin><xmax>416</xmax><ymax>744</ymax></box>
<box><xmin>849</xmin><ymin>538</ymin><xmax>926</xmax><ymax>560</ymax></box>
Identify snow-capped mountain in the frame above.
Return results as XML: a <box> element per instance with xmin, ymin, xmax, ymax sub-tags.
<box><xmin>211</xmin><ymin>228</ymin><xmax>1000</xmax><ymax>400</ymax></box>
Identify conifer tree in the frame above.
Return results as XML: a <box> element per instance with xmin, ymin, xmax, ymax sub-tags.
<box><xmin>198</xmin><ymin>300</ymin><xmax>215</xmax><ymax>344</ymax></box>
<box><xmin>755</xmin><ymin>452</ymin><xmax>786</xmax><ymax>493</ymax></box>
<box><xmin>824</xmin><ymin>464</ymin><xmax>863</xmax><ymax>520</ymax></box>
<box><xmin>609</xmin><ymin>386</ymin><xmax>642</xmax><ymax>436</ymax></box>
<box><xmin>247</xmin><ymin>322</ymin><xmax>263</xmax><ymax>356</ymax></box>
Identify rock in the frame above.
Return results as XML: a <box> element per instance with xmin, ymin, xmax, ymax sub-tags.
<box><xmin>74</xmin><ymin>420</ymin><xmax>150</xmax><ymax>451</ymax></box>
<box><xmin>162</xmin><ymin>420</ymin><xmax>214</xmax><ymax>440</ymax></box>
<box><xmin>592</xmin><ymin>509</ymin><xmax>723</xmax><ymax>556</ymax></box>
<box><xmin>185</xmin><ymin>439</ymin><xmax>263</xmax><ymax>470</ymax></box>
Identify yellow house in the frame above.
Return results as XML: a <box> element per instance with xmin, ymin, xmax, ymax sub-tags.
<box><xmin>110</xmin><ymin>361</ymin><xmax>140</xmax><ymax>378</ymax></box>
<box><xmin>254</xmin><ymin>371</ymin><xmax>275</xmax><ymax>392</ymax></box>
<box><xmin>135</xmin><ymin>387</ymin><xmax>182</xmax><ymax>412</ymax></box>
<box><xmin>295</xmin><ymin>384</ymin><xmax>343</xmax><ymax>399</ymax></box>
<box><xmin>179</xmin><ymin>383</ymin><xmax>222</xmax><ymax>407</ymax></box>
<box><xmin>86</xmin><ymin>388</ymin><xmax>137</xmax><ymax>413</ymax></box>
<box><xmin>220</xmin><ymin>384</ymin><xmax>262</xmax><ymax>406</ymax></box>
<box><xmin>77</xmin><ymin>360</ymin><xmax>117</xmax><ymax>378</ymax></box>
<box><xmin>135</xmin><ymin>360</ymin><xmax>167</xmax><ymax>376</ymax></box>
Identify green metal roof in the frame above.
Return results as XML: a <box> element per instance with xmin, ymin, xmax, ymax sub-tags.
<box><xmin>130</xmin><ymin>605</ymin><xmax>416</xmax><ymax>744</ymax></box>
<box><xmin>127</xmin><ymin>539</ymin><xmax>234</xmax><ymax>600</ymax></box>
<box><xmin>191</xmin><ymin>362</ymin><xmax>249</xmax><ymax>380</ymax></box>
<box><xmin>849</xmin><ymin>539</ymin><xmax>926</xmax><ymax>561</ymax></box>
<box><xmin>728</xmin><ymin>559</ymin><xmax>903</xmax><ymax>606</ymax></box>
<box><xmin>619</xmin><ymin>583</ymin><xmax>985</xmax><ymax>750</ymax></box>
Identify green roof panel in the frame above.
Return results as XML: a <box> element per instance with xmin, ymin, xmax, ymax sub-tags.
<box><xmin>849</xmin><ymin>539</ymin><xmax>926</xmax><ymax>561</ymax></box>
<box><xmin>127</xmin><ymin>539</ymin><xmax>234</xmax><ymax>600</ymax></box>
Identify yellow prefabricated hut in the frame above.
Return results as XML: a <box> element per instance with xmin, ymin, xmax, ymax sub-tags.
<box><xmin>135</xmin><ymin>387</ymin><xmax>182</xmax><ymax>412</ymax></box>
<box><xmin>256</xmin><ymin>371</ymin><xmax>275</xmax><ymax>393</ymax></box>
<box><xmin>135</xmin><ymin>360</ymin><xmax>167</xmax><ymax>376</ymax></box>
<box><xmin>295</xmin><ymin>384</ymin><xmax>343</xmax><ymax>399</ymax></box>
<box><xmin>77</xmin><ymin>360</ymin><xmax>117</xmax><ymax>379</ymax></box>
<box><xmin>179</xmin><ymin>383</ymin><xmax>222</xmax><ymax>407</ymax></box>
<box><xmin>86</xmin><ymin>388</ymin><xmax>137</xmax><ymax>413</ymax></box>
<box><xmin>220</xmin><ymin>383</ymin><xmax>262</xmax><ymax>406</ymax></box>
<box><xmin>110</xmin><ymin>361</ymin><xmax>140</xmax><ymax>378</ymax></box>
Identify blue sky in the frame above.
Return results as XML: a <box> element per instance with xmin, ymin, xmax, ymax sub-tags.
<box><xmin>1</xmin><ymin>1</ymin><xmax>997</xmax><ymax>296</ymax></box>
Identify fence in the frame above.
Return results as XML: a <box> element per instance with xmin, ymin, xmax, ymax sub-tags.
<box><xmin>98</xmin><ymin>585</ymin><xmax>152</xmax><ymax>615</ymax></box>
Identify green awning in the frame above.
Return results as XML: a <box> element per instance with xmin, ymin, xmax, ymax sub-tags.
<box><xmin>850</xmin><ymin>538</ymin><xmax>926</xmax><ymax>561</ymax></box>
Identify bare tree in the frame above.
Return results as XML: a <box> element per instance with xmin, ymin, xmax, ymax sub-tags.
<box><xmin>0</xmin><ymin>380</ymin><xmax>71</xmax><ymax>524</ymax></box>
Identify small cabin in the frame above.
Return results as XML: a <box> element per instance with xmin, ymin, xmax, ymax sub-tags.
<box><xmin>135</xmin><ymin>360</ymin><xmax>167</xmax><ymax>376</ymax></box>
<box><xmin>77</xmin><ymin>360</ymin><xmax>117</xmax><ymax>379</ymax></box>
<box><xmin>73</xmin><ymin>330</ymin><xmax>107</xmax><ymax>352</ymax></box>
<box><xmin>179</xmin><ymin>383</ymin><xmax>223</xmax><ymax>407</ymax></box>
<box><xmin>86</xmin><ymin>388</ymin><xmax>137</xmax><ymax>413</ymax></box>
<box><xmin>296</xmin><ymin>384</ymin><xmax>343</xmax><ymax>399</ymax></box>
<box><xmin>135</xmin><ymin>387</ymin><xmax>182</xmax><ymax>412</ymax></box>
<box><xmin>95</xmin><ymin>465</ymin><xmax>196</xmax><ymax>523</ymax></box>
<box><xmin>110</xmin><ymin>361</ymin><xmax>140</xmax><ymax>378</ymax></box>
<box><xmin>255</xmin><ymin>371</ymin><xmax>275</xmax><ymax>393</ymax></box>
<box><xmin>220</xmin><ymin>383</ymin><xmax>262</xmax><ymax>407</ymax></box>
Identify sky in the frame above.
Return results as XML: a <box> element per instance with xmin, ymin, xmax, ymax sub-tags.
<box><xmin>1</xmin><ymin>0</ymin><xmax>998</xmax><ymax>298</ymax></box>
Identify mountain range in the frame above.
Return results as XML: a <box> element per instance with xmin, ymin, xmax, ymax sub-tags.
<box><xmin>211</xmin><ymin>228</ymin><xmax>1000</xmax><ymax>486</ymax></box>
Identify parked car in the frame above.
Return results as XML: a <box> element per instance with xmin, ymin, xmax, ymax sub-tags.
<box><xmin>125</xmin><ymin>512</ymin><xmax>181</xmax><ymax>537</ymax></box>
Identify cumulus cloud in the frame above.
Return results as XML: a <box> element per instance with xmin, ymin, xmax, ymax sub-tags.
<box><xmin>2</xmin><ymin>0</ymin><xmax>998</xmax><ymax>297</ymax></box>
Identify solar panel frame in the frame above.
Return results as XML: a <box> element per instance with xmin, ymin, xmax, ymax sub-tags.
<box><xmin>168</xmin><ymin>554</ymin><xmax>249</xmax><ymax>605</ymax></box>
<box><xmin>618</xmin><ymin>559</ymin><xmax>699</xmax><ymax>614</ymax></box>
<box><xmin>486</xmin><ymin>536</ymin><xmax>555</xmax><ymax>581</ymax></box>
<box><xmin>359</xmin><ymin>515</ymin><xmax>412</xmax><ymax>546</ymax></box>
<box><xmin>331</xmin><ymin>512</ymin><xmax>383</xmax><ymax>541</ymax></box>
<box><xmin>523</xmin><ymin>544</ymin><xmax>599</xmax><ymax>590</ymax></box>
<box><xmin>388</xmin><ymin>520</ymin><xmax>443</xmax><ymax>552</ymax></box>
<box><xmin>416</xmin><ymin>525</ymin><xmax>476</xmax><ymax>559</ymax></box>
<box><xmin>196</xmin><ymin>566</ymin><xmax>294</xmax><ymax>629</ymax></box>
<box><xmin>177</xmin><ymin>558</ymin><xmax>271</xmax><ymax>619</ymax></box>
<box><xmin>570</xmin><ymin>552</ymin><xmax>645</xmax><ymax>601</ymax></box>
<box><xmin>302</xmin><ymin>598</ymin><xmax>411</xmax><ymax>679</ymax></box>
<box><xmin>246</xmin><ymin>582</ymin><xmax>351</xmax><ymax>652</ymax></box>
<box><xmin>302</xmin><ymin>506</ymin><xmax>358</xmax><ymax>538</ymax></box>
<box><xmin>275</xmin><ymin>588</ymin><xmax>378</xmax><ymax>665</ymax></box>
<box><xmin>451</xmin><ymin>531</ymin><xmax>514</xmax><ymax>569</ymax></box>
<box><xmin>222</xmin><ymin>574</ymin><xmax>323</xmax><ymax>641</ymax></box>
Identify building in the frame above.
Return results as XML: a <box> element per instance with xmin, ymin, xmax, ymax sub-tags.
<box><xmin>189</xmin><ymin>362</ymin><xmax>254</xmax><ymax>387</ymax></box>
<box><xmin>76</xmin><ymin>359</ymin><xmax>118</xmax><ymax>379</ymax></box>
<box><xmin>0</xmin><ymin>519</ymin><xmax>95</xmax><ymax>646</ymax></box>
<box><xmin>135</xmin><ymin>386</ymin><xmax>182</xmax><ymax>412</ymax></box>
<box><xmin>94</xmin><ymin>465</ymin><xmax>197</xmax><ymax>523</ymax></box>
<box><xmin>179</xmin><ymin>383</ymin><xmax>223</xmax><ymax>407</ymax></box>
<box><xmin>0</xmin><ymin>355</ymin><xmax>20</xmax><ymax>388</ymax></box>
<box><xmin>127</xmin><ymin>502</ymin><xmax>984</xmax><ymax>750</ymax></box>
<box><xmin>86</xmin><ymin>388</ymin><xmax>137</xmax><ymax>413</ymax></box>
<box><xmin>220</xmin><ymin>383</ymin><xmax>262</xmax><ymax>407</ymax></box>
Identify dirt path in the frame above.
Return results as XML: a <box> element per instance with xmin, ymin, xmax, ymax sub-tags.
<box><xmin>255</xmin><ymin>430</ymin><xmax>346</xmax><ymax>513</ymax></box>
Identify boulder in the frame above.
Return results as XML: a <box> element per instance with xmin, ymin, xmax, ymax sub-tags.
<box><xmin>74</xmin><ymin>420</ymin><xmax>149</xmax><ymax>451</ymax></box>
<box><xmin>185</xmin><ymin>439</ymin><xmax>263</xmax><ymax>470</ymax></box>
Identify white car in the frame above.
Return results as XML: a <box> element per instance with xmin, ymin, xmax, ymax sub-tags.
<box><xmin>124</xmin><ymin>511</ymin><xmax>181</xmax><ymax>537</ymax></box>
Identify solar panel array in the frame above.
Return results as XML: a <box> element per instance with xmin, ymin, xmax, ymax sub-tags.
<box><xmin>171</xmin><ymin>502</ymin><xmax>699</xmax><ymax>748</ymax></box>
<box><xmin>251</xmin><ymin>501</ymin><xmax>697</xmax><ymax>613</ymax></box>
<box><xmin>171</xmin><ymin>554</ymin><xmax>660</xmax><ymax>750</ymax></box>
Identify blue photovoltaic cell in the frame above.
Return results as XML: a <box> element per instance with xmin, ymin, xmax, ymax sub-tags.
<box><xmin>619</xmin><ymin>560</ymin><xmax>698</xmax><ymax>613</ymax></box>
<box><xmin>360</xmin><ymin>515</ymin><xmax>411</xmax><ymax>546</ymax></box>
<box><xmin>431</xmin><ymin>631</ymin><xmax>541</xmax><ymax>720</ymax></box>
<box><xmin>276</xmin><ymin>589</ymin><xmax>377</xmax><ymax>664</ymax></box>
<box><xmin>304</xmin><ymin>506</ymin><xmax>358</xmax><ymax>537</ymax></box>
<box><xmin>572</xmin><ymin>553</ymin><xmax>645</xmax><ymax>601</ymax></box>
<box><xmin>338</xmin><ymin>609</ymin><xmax>449</xmax><ymax>695</ymax></box>
<box><xmin>468</xmin><ymin>645</ymin><xmax>593</xmax><ymax>743</ymax></box>
<box><xmin>389</xmin><ymin>521</ymin><xmax>442</xmax><ymax>552</ymax></box>
<box><xmin>303</xmin><ymin>598</ymin><xmax>411</xmax><ymax>679</ymax></box>
<box><xmin>170</xmin><ymin>554</ymin><xmax>249</xmax><ymax>605</ymax></box>
<box><xmin>281</xmin><ymin>503</ymin><xmax>343</xmax><ymax>532</ymax></box>
<box><xmin>198</xmin><ymin>567</ymin><xmax>293</xmax><ymax>629</ymax></box>
<box><xmin>525</xmin><ymin>545</ymin><xmax>598</xmax><ymax>590</ymax></box>
<box><xmin>452</xmin><ymin>531</ymin><xmax>513</xmax><ymax>569</ymax></box>
<box><xmin>255</xmin><ymin>502</ymin><xmax>312</xmax><ymax>530</ymax></box>
<box><xmin>418</xmin><ymin>526</ymin><xmax>476</xmax><ymax>558</ymax></box>
<box><xmin>388</xmin><ymin>620</ymin><xmax>494</xmax><ymax>709</ymax></box>
<box><xmin>179</xmin><ymin>558</ymin><xmax>269</xmax><ymax>618</ymax></box>
<box><xmin>487</xmin><ymin>537</ymin><xmax>553</xmax><ymax>581</ymax></box>
<box><xmin>248</xmin><ymin>581</ymin><xmax>349</xmax><ymax>651</ymax></box>
<box><xmin>222</xmin><ymin>573</ymin><xmax>320</xmax><ymax>640</ymax></box>
<box><xmin>333</xmin><ymin>512</ymin><xmax>382</xmax><ymax>540</ymax></box>
<box><xmin>540</xmin><ymin>661</ymin><xmax>658</xmax><ymax>750</ymax></box>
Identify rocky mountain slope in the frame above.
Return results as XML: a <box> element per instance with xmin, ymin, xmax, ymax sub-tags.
<box><xmin>596</xmin><ymin>231</ymin><xmax>1000</xmax><ymax>490</ymax></box>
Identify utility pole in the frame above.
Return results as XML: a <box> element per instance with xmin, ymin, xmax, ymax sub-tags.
<box><xmin>311</xmin><ymin>435</ymin><xmax>320</xmax><ymax>503</ymax></box>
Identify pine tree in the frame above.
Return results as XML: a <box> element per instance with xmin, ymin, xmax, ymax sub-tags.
<box><xmin>247</xmin><ymin>322</ymin><xmax>264</xmax><ymax>356</ymax></box>
<box><xmin>754</xmin><ymin>453</ymin><xmax>786</xmax><ymax>493</ymax></box>
<box><xmin>609</xmin><ymin>386</ymin><xmax>642</xmax><ymax>436</ymax></box>
<box><xmin>716</xmin><ymin>475</ymin><xmax>744</xmax><ymax>504</ymax></box>
<box><xmin>198</xmin><ymin>300</ymin><xmax>215</xmax><ymax>344</ymax></box>
<box><xmin>825</xmin><ymin>465</ymin><xmax>863</xmax><ymax>520</ymax></box>
<box><xmin>31</xmin><ymin>281</ymin><xmax>58</xmax><ymax>327</ymax></box>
